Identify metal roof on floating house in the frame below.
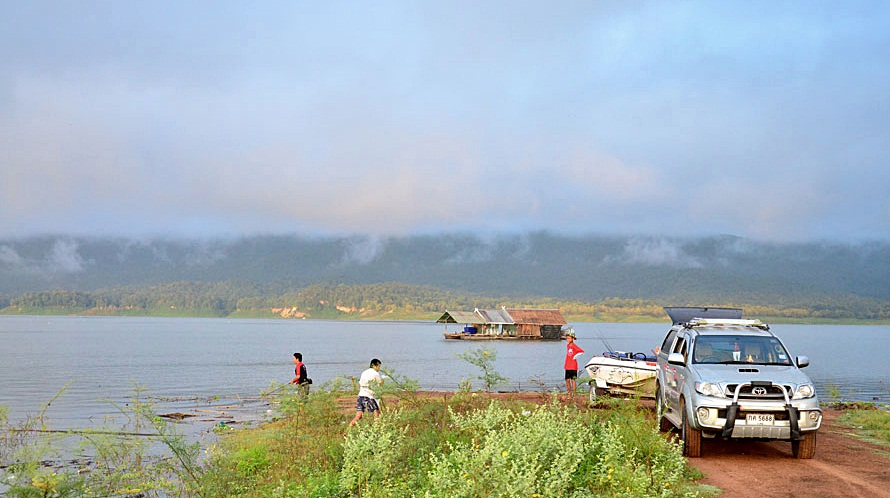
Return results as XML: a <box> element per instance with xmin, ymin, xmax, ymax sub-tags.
<box><xmin>506</xmin><ymin>308</ymin><xmax>567</xmax><ymax>325</ymax></box>
<box><xmin>436</xmin><ymin>310</ymin><xmax>484</xmax><ymax>325</ymax></box>
<box><xmin>475</xmin><ymin>307</ymin><xmax>513</xmax><ymax>324</ymax></box>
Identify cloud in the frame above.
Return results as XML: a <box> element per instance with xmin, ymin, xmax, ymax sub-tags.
<box><xmin>1</xmin><ymin>2</ymin><xmax>889</xmax><ymax>242</ymax></box>
<box><xmin>183</xmin><ymin>243</ymin><xmax>228</xmax><ymax>268</ymax></box>
<box><xmin>606</xmin><ymin>238</ymin><xmax>703</xmax><ymax>269</ymax></box>
<box><xmin>47</xmin><ymin>240</ymin><xmax>88</xmax><ymax>273</ymax></box>
<box><xmin>444</xmin><ymin>241</ymin><xmax>498</xmax><ymax>265</ymax></box>
<box><xmin>0</xmin><ymin>245</ymin><xmax>26</xmax><ymax>270</ymax></box>
<box><xmin>340</xmin><ymin>236</ymin><xmax>387</xmax><ymax>266</ymax></box>
<box><xmin>0</xmin><ymin>239</ymin><xmax>87</xmax><ymax>275</ymax></box>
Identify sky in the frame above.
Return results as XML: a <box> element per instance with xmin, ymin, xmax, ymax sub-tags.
<box><xmin>2</xmin><ymin>1</ymin><xmax>889</xmax><ymax>243</ymax></box>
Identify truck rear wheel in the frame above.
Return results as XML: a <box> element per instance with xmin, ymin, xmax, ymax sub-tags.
<box><xmin>655</xmin><ymin>384</ymin><xmax>673</xmax><ymax>432</ymax></box>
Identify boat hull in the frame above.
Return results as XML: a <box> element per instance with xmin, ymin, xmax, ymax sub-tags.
<box><xmin>584</xmin><ymin>352</ymin><xmax>658</xmax><ymax>399</ymax></box>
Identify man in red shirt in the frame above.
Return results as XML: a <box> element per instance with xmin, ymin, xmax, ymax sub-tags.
<box><xmin>564</xmin><ymin>330</ymin><xmax>584</xmax><ymax>398</ymax></box>
<box><xmin>290</xmin><ymin>352</ymin><xmax>311</xmax><ymax>394</ymax></box>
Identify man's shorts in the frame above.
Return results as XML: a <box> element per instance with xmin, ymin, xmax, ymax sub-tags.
<box><xmin>355</xmin><ymin>396</ymin><xmax>380</xmax><ymax>413</ymax></box>
<box><xmin>565</xmin><ymin>369</ymin><xmax>578</xmax><ymax>380</ymax></box>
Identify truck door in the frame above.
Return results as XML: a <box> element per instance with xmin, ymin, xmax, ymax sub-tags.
<box><xmin>664</xmin><ymin>333</ymin><xmax>689</xmax><ymax>411</ymax></box>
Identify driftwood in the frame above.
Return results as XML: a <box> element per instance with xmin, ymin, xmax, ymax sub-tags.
<box><xmin>158</xmin><ymin>412</ymin><xmax>196</xmax><ymax>420</ymax></box>
<box><xmin>11</xmin><ymin>428</ymin><xmax>159</xmax><ymax>437</ymax></box>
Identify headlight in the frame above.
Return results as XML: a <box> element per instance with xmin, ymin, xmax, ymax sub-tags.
<box><xmin>793</xmin><ymin>384</ymin><xmax>815</xmax><ymax>399</ymax></box>
<box><xmin>695</xmin><ymin>382</ymin><xmax>723</xmax><ymax>397</ymax></box>
<box><xmin>696</xmin><ymin>407</ymin><xmax>712</xmax><ymax>422</ymax></box>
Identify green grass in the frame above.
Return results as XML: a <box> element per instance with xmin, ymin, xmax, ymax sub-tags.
<box><xmin>836</xmin><ymin>406</ymin><xmax>890</xmax><ymax>447</ymax></box>
<box><xmin>197</xmin><ymin>387</ymin><xmax>711</xmax><ymax>497</ymax></box>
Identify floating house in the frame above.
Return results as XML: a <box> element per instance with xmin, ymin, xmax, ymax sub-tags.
<box><xmin>437</xmin><ymin>307</ymin><xmax>567</xmax><ymax>340</ymax></box>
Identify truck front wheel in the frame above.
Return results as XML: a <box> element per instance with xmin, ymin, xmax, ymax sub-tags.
<box><xmin>792</xmin><ymin>431</ymin><xmax>816</xmax><ymax>459</ymax></box>
<box><xmin>681</xmin><ymin>399</ymin><xmax>701</xmax><ymax>457</ymax></box>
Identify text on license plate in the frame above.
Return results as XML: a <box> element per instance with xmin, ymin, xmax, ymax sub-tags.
<box><xmin>746</xmin><ymin>413</ymin><xmax>774</xmax><ymax>425</ymax></box>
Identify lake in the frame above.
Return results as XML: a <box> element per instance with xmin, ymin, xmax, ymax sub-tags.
<box><xmin>1</xmin><ymin>315</ymin><xmax>888</xmax><ymax>433</ymax></box>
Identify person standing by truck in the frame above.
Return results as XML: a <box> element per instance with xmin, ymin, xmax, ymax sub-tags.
<box><xmin>564</xmin><ymin>330</ymin><xmax>584</xmax><ymax>398</ymax></box>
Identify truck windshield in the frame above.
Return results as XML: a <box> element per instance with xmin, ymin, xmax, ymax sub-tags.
<box><xmin>692</xmin><ymin>336</ymin><xmax>792</xmax><ymax>365</ymax></box>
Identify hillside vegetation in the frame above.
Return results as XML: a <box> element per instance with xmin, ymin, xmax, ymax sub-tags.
<box><xmin>3</xmin><ymin>282</ymin><xmax>890</xmax><ymax>323</ymax></box>
<box><xmin>1</xmin><ymin>233</ymin><xmax>889</xmax><ymax>322</ymax></box>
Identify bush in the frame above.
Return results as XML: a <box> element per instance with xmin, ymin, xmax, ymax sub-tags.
<box><xmin>425</xmin><ymin>401</ymin><xmax>694</xmax><ymax>497</ymax></box>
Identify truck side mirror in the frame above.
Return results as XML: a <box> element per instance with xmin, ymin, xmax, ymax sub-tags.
<box><xmin>668</xmin><ymin>352</ymin><xmax>685</xmax><ymax>366</ymax></box>
<box><xmin>796</xmin><ymin>355</ymin><xmax>809</xmax><ymax>368</ymax></box>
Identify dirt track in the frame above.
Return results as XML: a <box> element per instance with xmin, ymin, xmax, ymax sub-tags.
<box><xmin>684</xmin><ymin>408</ymin><xmax>890</xmax><ymax>497</ymax></box>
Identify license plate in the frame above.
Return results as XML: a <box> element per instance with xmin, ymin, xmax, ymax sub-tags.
<box><xmin>746</xmin><ymin>413</ymin><xmax>774</xmax><ymax>425</ymax></box>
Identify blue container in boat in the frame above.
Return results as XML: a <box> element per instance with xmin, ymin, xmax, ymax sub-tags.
<box><xmin>464</xmin><ymin>326</ymin><xmax>477</xmax><ymax>334</ymax></box>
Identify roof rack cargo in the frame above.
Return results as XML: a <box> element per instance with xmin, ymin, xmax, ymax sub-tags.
<box><xmin>663</xmin><ymin>306</ymin><xmax>743</xmax><ymax>325</ymax></box>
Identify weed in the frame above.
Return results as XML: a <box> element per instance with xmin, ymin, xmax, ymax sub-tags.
<box><xmin>456</xmin><ymin>346</ymin><xmax>508</xmax><ymax>392</ymax></box>
<box><xmin>824</xmin><ymin>382</ymin><xmax>842</xmax><ymax>401</ymax></box>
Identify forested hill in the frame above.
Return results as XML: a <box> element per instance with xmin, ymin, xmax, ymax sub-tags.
<box><xmin>1</xmin><ymin>233</ymin><xmax>889</xmax><ymax>317</ymax></box>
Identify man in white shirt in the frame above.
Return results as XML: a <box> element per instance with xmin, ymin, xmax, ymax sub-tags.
<box><xmin>349</xmin><ymin>358</ymin><xmax>384</xmax><ymax>427</ymax></box>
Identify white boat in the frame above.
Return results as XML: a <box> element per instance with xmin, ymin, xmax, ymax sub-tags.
<box><xmin>584</xmin><ymin>351</ymin><xmax>658</xmax><ymax>402</ymax></box>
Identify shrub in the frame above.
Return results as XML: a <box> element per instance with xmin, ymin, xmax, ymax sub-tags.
<box><xmin>340</xmin><ymin>409</ymin><xmax>412</xmax><ymax>495</ymax></box>
<box><xmin>425</xmin><ymin>401</ymin><xmax>695</xmax><ymax>498</ymax></box>
<box><xmin>456</xmin><ymin>347</ymin><xmax>508</xmax><ymax>392</ymax></box>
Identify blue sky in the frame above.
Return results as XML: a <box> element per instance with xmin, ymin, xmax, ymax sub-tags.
<box><xmin>2</xmin><ymin>1</ymin><xmax>889</xmax><ymax>242</ymax></box>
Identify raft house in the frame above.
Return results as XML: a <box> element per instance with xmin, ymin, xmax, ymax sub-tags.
<box><xmin>437</xmin><ymin>307</ymin><xmax>568</xmax><ymax>340</ymax></box>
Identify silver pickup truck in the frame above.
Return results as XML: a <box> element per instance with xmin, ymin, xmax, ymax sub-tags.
<box><xmin>654</xmin><ymin>307</ymin><xmax>822</xmax><ymax>458</ymax></box>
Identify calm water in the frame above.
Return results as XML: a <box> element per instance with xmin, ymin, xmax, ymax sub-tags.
<box><xmin>1</xmin><ymin>315</ymin><xmax>888</xmax><ymax>431</ymax></box>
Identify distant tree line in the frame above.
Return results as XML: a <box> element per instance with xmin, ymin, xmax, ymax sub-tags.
<box><xmin>4</xmin><ymin>281</ymin><xmax>890</xmax><ymax>321</ymax></box>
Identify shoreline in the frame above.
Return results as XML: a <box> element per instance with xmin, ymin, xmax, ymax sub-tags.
<box><xmin>2</xmin><ymin>310</ymin><xmax>889</xmax><ymax>326</ymax></box>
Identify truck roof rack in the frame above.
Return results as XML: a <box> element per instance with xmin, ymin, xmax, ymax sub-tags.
<box><xmin>686</xmin><ymin>318</ymin><xmax>769</xmax><ymax>329</ymax></box>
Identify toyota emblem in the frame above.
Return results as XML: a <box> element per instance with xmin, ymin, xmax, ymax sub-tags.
<box><xmin>752</xmin><ymin>386</ymin><xmax>767</xmax><ymax>396</ymax></box>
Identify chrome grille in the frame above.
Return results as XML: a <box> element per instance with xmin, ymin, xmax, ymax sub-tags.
<box><xmin>725</xmin><ymin>383</ymin><xmax>790</xmax><ymax>399</ymax></box>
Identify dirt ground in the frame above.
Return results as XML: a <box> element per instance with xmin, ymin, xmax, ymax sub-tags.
<box><xmin>385</xmin><ymin>392</ymin><xmax>890</xmax><ymax>497</ymax></box>
<box><xmin>683</xmin><ymin>407</ymin><xmax>890</xmax><ymax>498</ymax></box>
<box><xmin>585</xmin><ymin>397</ymin><xmax>890</xmax><ymax>497</ymax></box>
